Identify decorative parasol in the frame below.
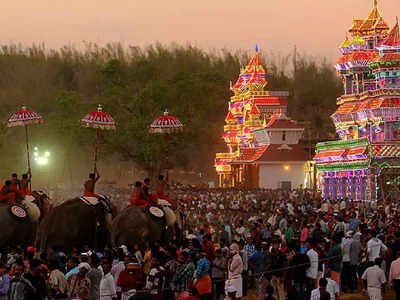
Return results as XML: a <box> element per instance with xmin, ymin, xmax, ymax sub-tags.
<box><xmin>149</xmin><ymin>109</ymin><xmax>183</xmax><ymax>180</ymax></box>
<box><xmin>80</xmin><ymin>104</ymin><xmax>116</xmax><ymax>173</ymax></box>
<box><xmin>7</xmin><ymin>105</ymin><xmax>43</xmax><ymax>188</ymax></box>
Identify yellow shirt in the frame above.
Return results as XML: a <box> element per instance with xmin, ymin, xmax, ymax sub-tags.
<box><xmin>143</xmin><ymin>250</ymin><xmax>152</xmax><ymax>275</ymax></box>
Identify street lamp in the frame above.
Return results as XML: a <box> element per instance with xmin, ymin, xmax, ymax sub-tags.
<box><xmin>33</xmin><ymin>147</ymin><xmax>50</xmax><ymax>166</ymax></box>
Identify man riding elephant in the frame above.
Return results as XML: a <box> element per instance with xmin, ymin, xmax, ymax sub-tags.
<box><xmin>130</xmin><ymin>181</ymin><xmax>150</xmax><ymax>208</ymax></box>
<box><xmin>156</xmin><ymin>175</ymin><xmax>177</xmax><ymax>208</ymax></box>
<box><xmin>83</xmin><ymin>170</ymin><xmax>101</xmax><ymax>198</ymax></box>
<box><xmin>0</xmin><ymin>180</ymin><xmax>16</xmax><ymax>204</ymax></box>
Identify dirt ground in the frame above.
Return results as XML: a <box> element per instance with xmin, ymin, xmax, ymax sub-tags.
<box><xmin>243</xmin><ymin>288</ymin><xmax>397</xmax><ymax>300</ymax></box>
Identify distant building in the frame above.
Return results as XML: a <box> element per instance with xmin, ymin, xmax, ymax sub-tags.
<box><xmin>215</xmin><ymin>47</ymin><xmax>310</xmax><ymax>189</ymax></box>
<box><xmin>314</xmin><ymin>1</ymin><xmax>400</xmax><ymax>201</ymax></box>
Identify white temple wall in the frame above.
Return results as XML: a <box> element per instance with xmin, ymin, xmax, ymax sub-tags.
<box><xmin>259</xmin><ymin>162</ymin><xmax>307</xmax><ymax>189</ymax></box>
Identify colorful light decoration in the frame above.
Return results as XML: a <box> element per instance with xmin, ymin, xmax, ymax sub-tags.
<box><xmin>314</xmin><ymin>2</ymin><xmax>400</xmax><ymax>201</ymax></box>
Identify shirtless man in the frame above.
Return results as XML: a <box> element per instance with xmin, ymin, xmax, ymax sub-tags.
<box><xmin>156</xmin><ymin>175</ymin><xmax>177</xmax><ymax>207</ymax></box>
<box><xmin>83</xmin><ymin>170</ymin><xmax>101</xmax><ymax>198</ymax></box>
<box><xmin>20</xmin><ymin>171</ymin><xmax>31</xmax><ymax>197</ymax></box>
<box><xmin>0</xmin><ymin>180</ymin><xmax>16</xmax><ymax>204</ymax></box>
<box><xmin>10</xmin><ymin>173</ymin><xmax>21</xmax><ymax>193</ymax></box>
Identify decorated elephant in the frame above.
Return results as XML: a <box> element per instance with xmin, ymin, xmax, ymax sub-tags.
<box><xmin>0</xmin><ymin>191</ymin><xmax>50</xmax><ymax>249</ymax></box>
<box><xmin>111</xmin><ymin>204</ymin><xmax>177</xmax><ymax>248</ymax></box>
<box><xmin>37</xmin><ymin>196</ymin><xmax>114</xmax><ymax>252</ymax></box>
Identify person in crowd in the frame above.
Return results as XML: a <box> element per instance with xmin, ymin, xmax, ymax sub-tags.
<box><xmin>111</xmin><ymin>248</ymin><xmax>125</xmax><ymax>298</ymax></box>
<box><xmin>367</xmin><ymin>230</ymin><xmax>388</xmax><ymax>264</ymax></box>
<box><xmin>310</xmin><ymin>278</ymin><xmax>331</xmax><ymax>300</ymax></box>
<box><xmin>87</xmin><ymin>254</ymin><xmax>102</xmax><ymax>300</ymax></box>
<box><xmin>349</xmin><ymin>231</ymin><xmax>362</xmax><ymax>292</ymax></box>
<box><xmin>305</xmin><ymin>239</ymin><xmax>318</xmax><ymax>298</ymax></box>
<box><xmin>23</xmin><ymin>258</ymin><xmax>47</xmax><ymax>300</ymax></box>
<box><xmin>228</xmin><ymin>243</ymin><xmax>243</xmax><ymax>299</ymax></box>
<box><xmin>68</xmin><ymin>263</ymin><xmax>91</xmax><ymax>300</ymax></box>
<box><xmin>146</xmin><ymin>256</ymin><xmax>165</xmax><ymax>300</ymax></box>
<box><xmin>0</xmin><ymin>263</ymin><xmax>10</xmax><ymax>300</ymax></box>
<box><xmin>362</xmin><ymin>258</ymin><xmax>386</xmax><ymax>300</ymax></box>
<box><xmin>173</xmin><ymin>252</ymin><xmax>195</xmax><ymax>299</ymax></box>
<box><xmin>48</xmin><ymin>259</ymin><xmax>68</xmax><ymax>300</ymax></box>
<box><xmin>287</xmin><ymin>242</ymin><xmax>310</xmax><ymax>300</ymax></box>
<box><xmin>117</xmin><ymin>262</ymin><xmax>143</xmax><ymax>300</ymax></box>
<box><xmin>269</xmin><ymin>239</ymin><xmax>286</xmax><ymax>300</ymax></box>
<box><xmin>99</xmin><ymin>259</ymin><xmax>117</xmax><ymax>300</ymax></box>
<box><xmin>325</xmin><ymin>270</ymin><xmax>339</xmax><ymax>300</ymax></box>
<box><xmin>341</xmin><ymin>230</ymin><xmax>353</xmax><ymax>292</ymax></box>
<box><xmin>8</xmin><ymin>260</ymin><xmax>35</xmax><ymax>300</ymax></box>
<box><xmin>212</xmin><ymin>248</ymin><xmax>226</xmax><ymax>300</ymax></box>
<box><xmin>327</xmin><ymin>236</ymin><xmax>342</xmax><ymax>289</ymax></box>
<box><xmin>389</xmin><ymin>250</ymin><xmax>400</xmax><ymax>300</ymax></box>
<box><xmin>193</xmin><ymin>251</ymin><xmax>211</xmax><ymax>299</ymax></box>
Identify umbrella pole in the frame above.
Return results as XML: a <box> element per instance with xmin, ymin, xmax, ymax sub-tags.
<box><xmin>25</xmin><ymin>125</ymin><xmax>32</xmax><ymax>190</ymax></box>
<box><xmin>165</xmin><ymin>134</ymin><xmax>169</xmax><ymax>182</ymax></box>
<box><xmin>94</xmin><ymin>129</ymin><xmax>99</xmax><ymax>173</ymax></box>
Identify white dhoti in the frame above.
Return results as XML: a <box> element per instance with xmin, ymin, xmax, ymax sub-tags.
<box><xmin>226</xmin><ymin>276</ymin><xmax>243</xmax><ymax>298</ymax></box>
<box><xmin>367</xmin><ymin>287</ymin><xmax>382</xmax><ymax>300</ymax></box>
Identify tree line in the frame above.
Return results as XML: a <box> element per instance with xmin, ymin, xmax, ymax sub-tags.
<box><xmin>0</xmin><ymin>43</ymin><xmax>342</xmax><ymax>183</ymax></box>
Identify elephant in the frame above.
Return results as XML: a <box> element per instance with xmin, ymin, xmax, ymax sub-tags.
<box><xmin>0</xmin><ymin>203</ymin><xmax>37</xmax><ymax>249</ymax></box>
<box><xmin>37</xmin><ymin>197</ymin><xmax>114</xmax><ymax>252</ymax></box>
<box><xmin>111</xmin><ymin>205</ymin><xmax>177</xmax><ymax>248</ymax></box>
<box><xmin>0</xmin><ymin>191</ymin><xmax>50</xmax><ymax>250</ymax></box>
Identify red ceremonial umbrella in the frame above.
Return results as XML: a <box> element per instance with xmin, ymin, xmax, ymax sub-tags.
<box><xmin>7</xmin><ymin>105</ymin><xmax>43</xmax><ymax>187</ymax></box>
<box><xmin>80</xmin><ymin>104</ymin><xmax>116</xmax><ymax>173</ymax></box>
<box><xmin>149</xmin><ymin>109</ymin><xmax>183</xmax><ymax>180</ymax></box>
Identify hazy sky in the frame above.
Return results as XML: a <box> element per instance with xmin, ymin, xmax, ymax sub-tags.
<box><xmin>0</xmin><ymin>0</ymin><xmax>398</xmax><ymax>61</ymax></box>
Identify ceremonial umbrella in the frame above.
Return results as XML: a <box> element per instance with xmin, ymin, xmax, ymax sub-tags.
<box><xmin>7</xmin><ymin>105</ymin><xmax>43</xmax><ymax>188</ymax></box>
<box><xmin>80</xmin><ymin>104</ymin><xmax>116</xmax><ymax>173</ymax></box>
<box><xmin>149</xmin><ymin>109</ymin><xmax>183</xmax><ymax>181</ymax></box>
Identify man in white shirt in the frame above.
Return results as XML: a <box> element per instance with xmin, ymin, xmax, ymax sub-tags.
<box><xmin>100</xmin><ymin>260</ymin><xmax>117</xmax><ymax>300</ymax></box>
<box><xmin>325</xmin><ymin>270</ymin><xmax>339</xmax><ymax>300</ymax></box>
<box><xmin>306</xmin><ymin>239</ymin><xmax>319</xmax><ymax>298</ymax></box>
<box><xmin>310</xmin><ymin>278</ymin><xmax>330</xmax><ymax>300</ymax></box>
<box><xmin>362</xmin><ymin>258</ymin><xmax>386</xmax><ymax>300</ymax></box>
<box><xmin>367</xmin><ymin>231</ymin><xmax>388</xmax><ymax>263</ymax></box>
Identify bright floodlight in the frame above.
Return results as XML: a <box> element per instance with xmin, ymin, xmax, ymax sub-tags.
<box><xmin>44</xmin><ymin>151</ymin><xmax>50</xmax><ymax>157</ymax></box>
<box><xmin>37</xmin><ymin>157</ymin><xmax>48</xmax><ymax>165</ymax></box>
<box><xmin>34</xmin><ymin>152</ymin><xmax>38</xmax><ymax>157</ymax></box>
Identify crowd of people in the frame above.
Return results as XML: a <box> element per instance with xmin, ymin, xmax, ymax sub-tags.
<box><xmin>0</xmin><ymin>186</ymin><xmax>400</xmax><ymax>300</ymax></box>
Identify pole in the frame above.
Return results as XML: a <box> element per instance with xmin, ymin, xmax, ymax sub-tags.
<box><xmin>165</xmin><ymin>134</ymin><xmax>169</xmax><ymax>182</ymax></box>
<box><xmin>94</xmin><ymin>129</ymin><xmax>99</xmax><ymax>173</ymax></box>
<box><xmin>25</xmin><ymin>125</ymin><xmax>32</xmax><ymax>191</ymax></box>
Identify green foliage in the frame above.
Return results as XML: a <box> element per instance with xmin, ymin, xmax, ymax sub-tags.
<box><xmin>0</xmin><ymin>43</ymin><xmax>342</xmax><ymax>180</ymax></box>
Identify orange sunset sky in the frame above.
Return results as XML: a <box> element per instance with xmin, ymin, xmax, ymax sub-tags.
<box><xmin>0</xmin><ymin>0</ymin><xmax>398</xmax><ymax>61</ymax></box>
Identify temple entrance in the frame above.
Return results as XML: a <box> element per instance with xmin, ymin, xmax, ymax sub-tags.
<box><xmin>377</xmin><ymin>166</ymin><xmax>400</xmax><ymax>202</ymax></box>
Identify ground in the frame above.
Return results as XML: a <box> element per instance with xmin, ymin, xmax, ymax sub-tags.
<box><xmin>243</xmin><ymin>289</ymin><xmax>397</xmax><ymax>299</ymax></box>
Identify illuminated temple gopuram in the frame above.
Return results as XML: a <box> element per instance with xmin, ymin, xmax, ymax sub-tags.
<box><xmin>215</xmin><ymin>47</ymin><xmax>309</xmax><ymax>189</ymax></box>
<box><xmin>314</xmin><ymin>1</ymin><xmax>400</xmax><ymax>201</ymax></box>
